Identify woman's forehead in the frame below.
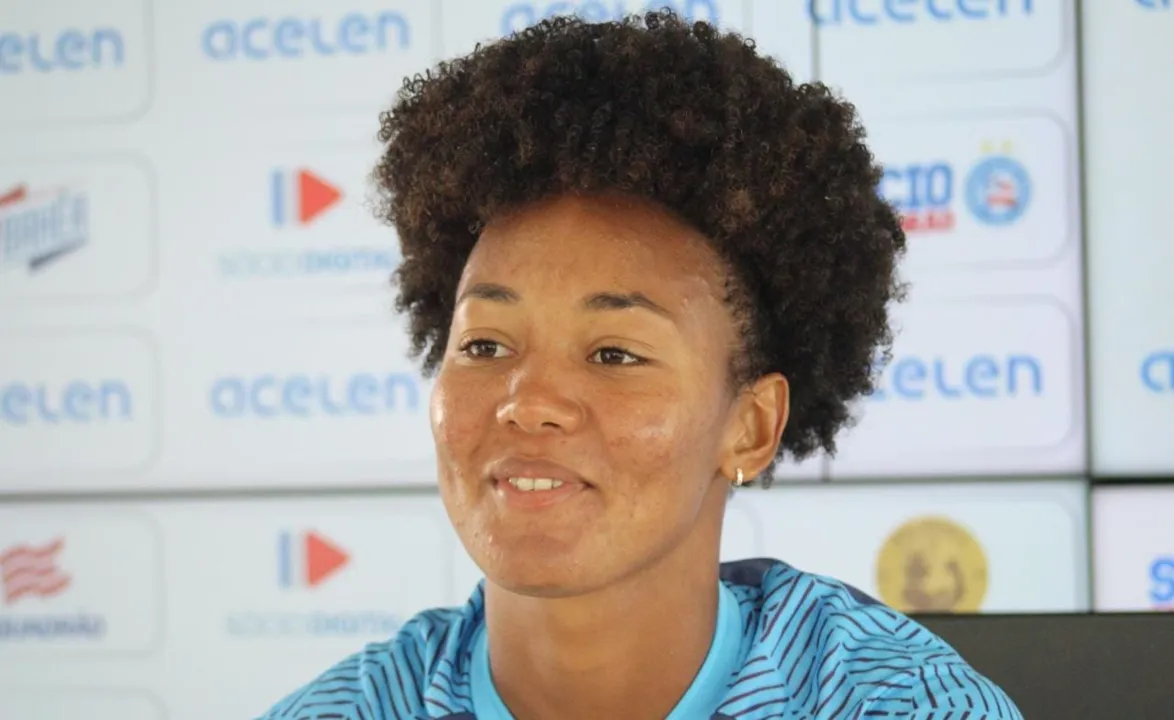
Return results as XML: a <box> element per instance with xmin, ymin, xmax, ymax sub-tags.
<box><xmin>468</xmin><ymin>194</ymin><xmax>728</xmax><ymax>295</ymax></box>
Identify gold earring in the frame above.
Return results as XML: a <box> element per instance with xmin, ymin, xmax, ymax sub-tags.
<box><xmin>734</xmin><ymin>468</ymin><xmax>745</xmax><ymax>487</ymax></box>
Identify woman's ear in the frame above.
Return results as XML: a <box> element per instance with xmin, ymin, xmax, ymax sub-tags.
<box><xmin>720</xmin><ymin>373</ymin><xmax>789</xmax><ymax>483</ymax></box>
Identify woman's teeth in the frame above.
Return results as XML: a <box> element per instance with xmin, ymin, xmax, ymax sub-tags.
<box><xmin>507</xmin><ymin>477</ymin><xmax>565</xmax><ymax>492</ymax></box>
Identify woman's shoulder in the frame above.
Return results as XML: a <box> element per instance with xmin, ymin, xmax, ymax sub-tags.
<box><xmin>717</xmin><ymin>558</ymin><xmax>1023</xmax><ymax>719</ymax></box>
<box><xmin>254</xmin><ymin>596</ymin><xmax>483</xmax><ymax>720</ymax></box>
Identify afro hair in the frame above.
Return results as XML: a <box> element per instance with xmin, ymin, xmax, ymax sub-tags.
<box><xmin>373</xmin><ymin>10</ymin><xmax>906</xmax><ymax>467</ymax></box>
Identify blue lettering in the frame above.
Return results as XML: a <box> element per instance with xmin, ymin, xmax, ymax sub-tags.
<box><xmin>0</xmin><ymin>380</ymin><xmax>131</xmax><ymax>425</ymax></box>
<box><xmin>272</xmin><ymin>19</ymin><xmax>305</xmax><ymax>57</ymax></box>
<box><xmin>1149</xmin><ymin>557</ymin><xmax>1174</xmax><ymax>604</ymax></box>
<box><xmin>384</xmin><ymin>375</ymin><xmax>417</xmax><ymax>411</ymax></box>
<box><xmin>98</xmin><ymin>381</ymin><xmax>131</xmax><ymax>418</ymax></box>
<box><xmin>200</xmin><ymin>21</ymin><xmax>235</xmax><ymax>59</ymax></box>
<box><xmin>880</xmin><ymin>162</ymin><xmax>953</xmax><ymax>211</ymax></box>
<box><xmin>55</xmin><ymin>31</ymin><xmax>88</xmax><ymax>69</ymax></box>
<box><xmin>337</xmin><ymin>14</ymin><xmax>371</xmax><ymax>53</ymax></box>
<box><xmin>225</xmin><ymin>612</ymin><xmax>399</xmax><ymax>638</ymax></box>
<box><xmin>320</xmin><ymin>375</ymin><xmax>348</xmax><ymax>415</ymax></box>
<box><xmin>210</xmin><ymin>373</ymin><xmax>420</xmax><ymax>418</ymax></box>
<box><xmin>872</xmin><ymin>353</ymin><xmax>1042</xmax><ymax>401</ymax></box>
<box><xmin>281</xmin><ymin>376</ymin><xmax>313</xmax><ymax>415</ymax></box>
<box><xmin>963</xmin><ymin>355</ymin><xmax>999</xmax><ymax>397</ymax></box>
<box><xmin>956</xmin><ymin>0</ymin><xmax>988</xmax><ymax>18</ymax></box>
<box><xmin>201</xmin><ymin>12</ymin><xmax>409</xmax><ymax>61</ymax></box>
<box><xmin>62</xmin><ymin>381</ymin><xmax>95</xmax><ymax>418</ymax></box>
<box><xmin>810</xmin><ymin>0</ymin><xmax>1033</xmax><ymax>25</ymax></box>
<box><xmin>889</xmin><ymin>358</ymin><xmax>928</xmax><ymax>398</ymax></box>
<box><xmin>1141</xmin><ymin>351</ymin><xmax>1174</xmax><ymax>392</ymax></box>
<box><xmin>1005</xmin><ymin>354</ymin><xmax>1042</xmax><ymax>395</ymax></box>
<box><xmin>0</xmin><ymin>28</ymin><xmax>123</xmax><ymax>74</ymax></box>
<box><xmin>502</xmin><ymin>1</ymin><xmax>718</xmax><ymax>35</ymax></box>
<box><xmin>217</xmin><ymin>248</ymin><xmax>398</xmax><ymax>278</ymax></box>
<box><xmin>310</xmin><ymin>17</ymin><xmax>338</xmax><ymax>56</ymax></box>
<box><xmin>888</xmin><ymin>0</ymin><xmax>918</xmax><ymax>23</ymax></box>
<box><xmin>0</xmin><ymin>614</ymin><xmax>106</xmax><ymax>639</ymax></box>
<box><xmin>348</xmin><ymin>373</ymin><xmax>380</xmax><ymax>414</ymax></box>
<box><xmin>1136</xmin><ymin>0</ymin><xmax>1172</xmax><ymax>9</ymax></box>
<box><xmin>0</xmin><ymin>385</ymin><xmax>30</xmax><ymax>421</ymax></box>
<box><xmin>210</xmin><ymin>377</ymin><xmax>246</xmax><ymax>416</ymax></box>
<box><xmin>250</xmin><ymin>375</ymin><xmax>279</xmax><ymax>417</ymax></box>
<box><xmin>880</xmin><ymin>162</ymin><xmax>955</xmax><ymax>231</ymax></box>
<box><xmin>243</xmin><ymin>18</ymin><xmax>268</xmax><ymax>57</ymax></box>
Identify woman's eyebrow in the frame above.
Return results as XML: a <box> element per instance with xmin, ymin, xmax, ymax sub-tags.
<box><xmin>581</xmin><ymin>291</ymin><xmax>673</xmax><ymax>320</ymax></box>
<box><xmin>457</xmin><ymin>282</ymin><xmax>518</xmax><ymax>304</ymax></box>
<box><xmin>457</xmin><ymin>284</ymin><xmax>673</xmax><ymax>320</ymax></box>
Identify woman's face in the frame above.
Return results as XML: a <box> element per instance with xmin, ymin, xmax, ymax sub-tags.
<box><xmin>431</xmin><ymin>194</ymin><xmax>775</xmax><ymax>597</ymax></box>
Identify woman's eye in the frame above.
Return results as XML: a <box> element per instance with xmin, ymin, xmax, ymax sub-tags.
<box><xmin>590</xmin><ymin>347</ymin><xmax>644</xmax><ymax>366</ymax></box>
<box><xmin>460</xmin><ymin>339</ymin><xmax>508</xmax><ymax>359</ymax></box>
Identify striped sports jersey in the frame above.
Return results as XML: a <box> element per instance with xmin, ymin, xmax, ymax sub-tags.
<box><xmin>259</xmin><ymin>558</ymin><xmax>1022</xmax><ymax>719</ymax></box>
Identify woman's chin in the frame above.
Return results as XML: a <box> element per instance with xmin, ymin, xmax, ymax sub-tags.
<box><xmin>491</xmin><ymin>578</ymin><xmax>589</xmax><ymax>599</ymax></box>
<box><xmin>483</xmin><ymin>559</ymin><xmax>607</xmax><ymax>600</ymax></box>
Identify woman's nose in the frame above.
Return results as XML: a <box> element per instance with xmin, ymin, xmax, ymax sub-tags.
<box><xmin>495</xmin><ymin>365</ymin><xmax>585</xmax><ymax>435</ymax></box>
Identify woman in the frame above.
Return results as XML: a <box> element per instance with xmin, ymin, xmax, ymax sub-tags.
<box><xmin>261</xmin><ymin>11</ymin><xmax>1021</xmax><ymax>720</ymax></box>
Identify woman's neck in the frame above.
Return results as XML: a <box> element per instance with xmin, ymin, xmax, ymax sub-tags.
<box><xmin>483</xmin><ymin>536</ymin><xmax>723</xmax><ymax>720</ymax></box>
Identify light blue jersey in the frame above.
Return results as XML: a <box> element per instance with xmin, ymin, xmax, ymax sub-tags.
<box><xmin>259</xmin><ymin>558</ymin><xmax>1022</xmax><ymax>719</ymax></box>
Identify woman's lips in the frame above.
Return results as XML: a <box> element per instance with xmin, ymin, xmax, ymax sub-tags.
<box><xmin>488</xmin><ymin>457</ymin><xmax>591</xmax><ymax>510</ymax></box>
<box><xmin>493</xmin><ymin>474</ymin><xmax>589</xmax><ymax>510</ymax></box>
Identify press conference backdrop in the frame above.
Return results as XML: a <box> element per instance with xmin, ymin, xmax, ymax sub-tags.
<box><xmin>0</xmin><ymin>1</ymin><xmax>1170</xmax><ymax>719</ymax></box>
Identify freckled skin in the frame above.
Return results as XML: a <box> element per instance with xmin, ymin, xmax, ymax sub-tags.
<box><xmin>429</xmin><ymin>193</ymin><xmax>789</xmax><ymax>720</ymax></box>
<box><xmin>433</xmin><ymin>193</ymin><xmax>741</xmax><ymax>597</ymax></box>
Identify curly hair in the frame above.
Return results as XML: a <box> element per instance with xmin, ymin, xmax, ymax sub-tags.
<box><xmin>373</xmin><ymin>10</ymin><xmax>905</xmax><ymax>466</ymax></box>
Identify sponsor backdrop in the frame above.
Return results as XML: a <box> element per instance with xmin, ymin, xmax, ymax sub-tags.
<box><xmin>0</xmin><ymin>1</ymin><xmax>1169</xmax><ymax>718</ymax></box>
<box><xmin>1093</xmin><ymin>486</ymin><xmax>1174</xmax><ymax>612</ymax></box>
<box><xmin>1084</xmin><ymin>0</ymin><xmax>1174</xmax><ymax>476</ymax></box>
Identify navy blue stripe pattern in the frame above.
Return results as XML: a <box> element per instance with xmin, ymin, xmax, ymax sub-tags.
<box><xmin>258</xmin><ymin>558</ymin><xmax>1021</xmax><ymax>719</ymax></box>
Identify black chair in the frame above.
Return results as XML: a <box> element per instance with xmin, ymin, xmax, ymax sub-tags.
<box><xmin>916</xmin><ymin>612</ymin><xmax>1174</xmax><ymax>719</ymax></box>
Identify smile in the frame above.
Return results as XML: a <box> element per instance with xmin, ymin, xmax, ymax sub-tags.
<box><xmin>506</xmin><ymin>477</ymin><xmax>566</xmax><ymax>492</ymax></box>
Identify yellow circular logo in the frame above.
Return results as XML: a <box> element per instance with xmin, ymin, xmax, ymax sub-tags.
<box><xmin>876</xmin><ymin>516</ymin><xmax>988</xmax><ymax>614</ymax></box>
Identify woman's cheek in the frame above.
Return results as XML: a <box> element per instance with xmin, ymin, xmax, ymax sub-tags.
<box><xmin>605</xmin><ymin>399</ymin><xmax>686</xmax><ymax>473</ymax></box>
<box><xmin>433</xmin><ymin>372</ymin><xmax>488</xmax><ymax>444</ymax></box>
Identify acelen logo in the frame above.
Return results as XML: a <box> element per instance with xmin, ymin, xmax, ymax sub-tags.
<box><xmin>832</xmin><ymin>301</ymin><xmax>1075</xmax><ymax>458</ymax></box>
<box><xmin>870</xmin><ymin>350</ymin><xmax>1043</xmax><ymax>402</ymax></box>
<box><xmin>500</xmin><ymin>0</ymin><xmax>719</xmax><ymax>34</ymax></box>
<box><xmin>278</xmin><ymin>530</ymin><xmax>349</xmax><ymax>589</ymax></box>
<box><xmin>0</xmin><ymin>183</ymin><xmax>89</xmax><ymax>273</ymax></box>
<box><xmin>271</xmin><ymin>168</ymin><xmax>342</xmax><ymax>227</ymax></box>
<box><xmin>0</xmin><ymin>377</ymin><xmax>134</xmax><ymax>427</ymax></box>
<box><xmin>201</xmin><ymin>11</ymin><xmax>410</xmax><ymax>62</ymax></box>
<box><xmin>808</xmin><ymin>0</ymin><xmax>1034</xmax><ymax>25</ymax></box>
<box><xmin>208</xmin><ymin>371</ymin><xmax>421</xmax><ymax>419</ymax></box>
<box><xmin>0</xmin><ymin>27</ymin><xmax>125</xmax><ymax>74</ymax></box>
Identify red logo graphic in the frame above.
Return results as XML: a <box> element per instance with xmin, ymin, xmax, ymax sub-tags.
<box><xmin>0</xmin><ymin>184</ymin><xmax>28</xmax><ymax>208</ymax></box>
<box><xmin>0</xmin><ymin>537</ymin><xmax>71</xmax><ymax>605</ymax></box>
<box><xmin>271</xmin><ymin>168</ymin><xmax>343</xmax><ymax>227</ymax></box>
<box><xmin>278</xmin><ymin>530</ymin><xmax>349</xmax><ymax>588</ymax></box>
<box><xmin>306</xmin><ymin>531</ymin><xmax>348</xmax><ymax>586</ymax></box>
